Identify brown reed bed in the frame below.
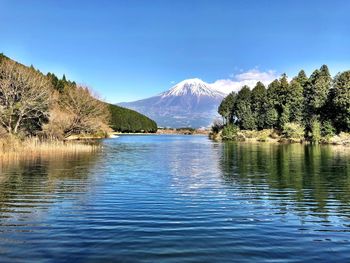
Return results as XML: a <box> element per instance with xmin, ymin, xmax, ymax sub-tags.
<box><xmin>0</xmin><ymin>136</ymin><xmax>101</xmax><ymax>162</ymax></box>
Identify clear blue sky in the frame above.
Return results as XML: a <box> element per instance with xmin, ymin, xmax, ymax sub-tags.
<box><xmin>1</xmin><ymin>0</ymin><xmax>350</xmax><ymax>102</ymax></box>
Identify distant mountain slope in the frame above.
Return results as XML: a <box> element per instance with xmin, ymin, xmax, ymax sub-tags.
<box><xmin>118</xmin><ymin>78</ymin><xmax>226</xmax><ymax>128</ymax></box>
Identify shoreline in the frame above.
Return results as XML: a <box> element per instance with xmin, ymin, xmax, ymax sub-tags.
<box><xmin>112</xmin><ymin>129</ymin><xmax>210</xmax><ymax>136</ymax></box>
<box><xmin>210</xmin><ymin>130</ymin><xmax>350</xmax><ymax>147</ymax></box>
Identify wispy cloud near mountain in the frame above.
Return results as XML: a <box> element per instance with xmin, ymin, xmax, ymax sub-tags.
<box><xmin>212</xmin><ymin>69</ymin><xmax>279</xmax><ymax>94</ymax></box>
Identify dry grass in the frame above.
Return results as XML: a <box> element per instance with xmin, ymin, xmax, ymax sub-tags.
<box><xmin>0</xmin><ymin>136</ymin><xmax>101</xmax><ymax>161</ymax></box>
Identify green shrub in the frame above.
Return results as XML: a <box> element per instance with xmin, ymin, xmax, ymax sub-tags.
<box><xmin>282</xmin><ymin>122</ymin><xmax>305</xmax><ymax>142</ymax></box>
<box><xmin>311</xmin><ymin>119</ymin><xmax>321</xmax><ymax>144</ymax></box>
<box><xmin>221</xmin><ymin>124</ymin><xmax>239</xmax><ymax>140</ymax></box>
<box><xmin>321</xmin><ymin>121</ymin><xmax>335</xmax><ymax>138</ymax></box>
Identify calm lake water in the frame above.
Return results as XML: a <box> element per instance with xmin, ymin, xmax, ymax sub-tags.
<box><xmin>1</xmin><ymin>135</ymin><xmax>350</xmax><ymax>262</ymax></box>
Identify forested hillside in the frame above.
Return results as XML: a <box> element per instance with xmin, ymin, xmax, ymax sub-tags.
<box><xmin>0</xmin><ymin>53</ymin><xmax>157</xmax><ymax>139</ymax></box>
<box><xmin>108</xmin><ymin>104</ymin><xmax>157</xmax><ymax>133</ymax></box>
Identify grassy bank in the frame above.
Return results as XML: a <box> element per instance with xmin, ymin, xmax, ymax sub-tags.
<box><xmin>0</xmin><ymin>137</ymin><xmax>101</xmax><ymax>160</ymax></box>
<box><xmin>210</xmin><ymin>126</ymin><xmax>350</xmax><ymax>146</ymax></box>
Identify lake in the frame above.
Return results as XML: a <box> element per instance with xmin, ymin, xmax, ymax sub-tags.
<box><xmin>0</xmin><ymin>135</ymin><xmax>350</xmax><ymax>262</ymax></box>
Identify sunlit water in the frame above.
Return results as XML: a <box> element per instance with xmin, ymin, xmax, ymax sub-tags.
<box><xmin>0</xmin><ymin>135</ymin><xmax>350</xmax><ymax>262</ymax></box>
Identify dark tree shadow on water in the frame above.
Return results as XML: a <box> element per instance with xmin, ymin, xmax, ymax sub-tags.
<box><xmin>219</xmin><ymin>142</ymin><xmax>350</xmax><ymax>220</ymax></box>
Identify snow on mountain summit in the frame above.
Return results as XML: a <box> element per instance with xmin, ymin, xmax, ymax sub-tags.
<box><xmin>161</xmin><ymin>78</ymin><xmax>225</xmax><ymax>98</ymax></box>
<box><xmin>118</xmin><ymin>78</ymin><xmax>226</xmax><ymax>128</ymax></box>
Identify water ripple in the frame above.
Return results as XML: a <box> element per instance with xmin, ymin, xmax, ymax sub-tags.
<box><xmin>0</xmin><ymin>136</ymin><xmax>350</xmax><ymax>262</ymax></box>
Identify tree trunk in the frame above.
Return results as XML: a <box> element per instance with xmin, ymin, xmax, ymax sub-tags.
<box><xmin>13</xmin><ymin>115</ymin><xmax>22</xmax><ymax>134</ymax></box>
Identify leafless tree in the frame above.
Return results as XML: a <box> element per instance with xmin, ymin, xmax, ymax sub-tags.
<box><xmin>44</xmin><ymin>85</ymin><xmax>111</xmax><ymax>138</ymax></box>
<box><xmin>0</xmin><ymin>59</ymin><xmax>52</xmax><ymax>135</ymax></box>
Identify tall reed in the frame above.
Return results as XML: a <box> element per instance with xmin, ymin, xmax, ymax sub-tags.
<box><xmin>0</xmin><ymin>136</ymin><xmax>101</xmax><ymax>161</ymax></box>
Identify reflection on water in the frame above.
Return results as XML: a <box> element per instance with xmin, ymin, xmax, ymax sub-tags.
<box><xmin>220</xmin><ymin>143</ymin><xmax>350</xmax><ymax>220</ymax></box>
<box><xmin>0</xmin><ymin>153</ymin><xmax>99</xmax><ymax>222</ymax></box>
<box><xmin>0</xmin><ymin>136</ymin><xmax>350</xmax><ymax>262</ymax></box>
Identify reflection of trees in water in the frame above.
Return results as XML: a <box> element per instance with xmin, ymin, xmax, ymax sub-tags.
<box><xmin>0</xmin><ymin>152</ymin><xmax>100</xmax><ymax>220</ymax></box>
<box><xmin>220</xmin><ymin>142</ymin><xmax>350</xmax><ymax>219</ymax></box>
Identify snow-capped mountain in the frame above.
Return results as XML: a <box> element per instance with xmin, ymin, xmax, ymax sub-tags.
<box><xmin>118</xmin><ymin>78</ymin><xmax>226</xmax><ymax>128</ymax></box>
<box><xmin>161</xmin><ymin>78</ymin><xmax>224</xmax><ymax>98</ymax></box>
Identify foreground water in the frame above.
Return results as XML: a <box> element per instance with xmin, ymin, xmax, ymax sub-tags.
<box><xmin>0</xmin><ymin>135</ymin><xmax>350</xmax><ymax>262</ymax></box>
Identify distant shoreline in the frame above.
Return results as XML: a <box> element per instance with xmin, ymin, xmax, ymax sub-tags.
<box><xmin>112</xmin><ymin>129</ymin><xmax>210</xmax><ymax>136</ymax></box>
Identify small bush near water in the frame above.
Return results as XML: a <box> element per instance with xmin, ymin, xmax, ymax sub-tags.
<box><xmin>282</xmin><ymin>122</ymin><xmax>305</xmax><ymax>143</ymax></box>
<box><xmin>311</xmin><ymin>119</ymin><xmax>322</xmax><ymax>144</ymax></box>
<box><xmin>256</xmin><ymin>129</ymin><xmax>273</xmax><ymax>142</ymax></box>
<box><xmin>221</xmin><ymin>124</ymin><xmax>240</xmax><ymax>140</ymax></box>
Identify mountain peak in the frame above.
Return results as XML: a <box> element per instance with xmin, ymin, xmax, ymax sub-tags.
<box><xmin>119</xmin><ymin>77</ymin><xmax>226</xmax><ymax>128</ymax></box>
<box><xmin>161</xmin><ymin>78</ymin><xmax>225</xmax><ymax>97</ymax></box>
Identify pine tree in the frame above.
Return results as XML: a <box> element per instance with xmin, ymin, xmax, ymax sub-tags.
<box><xmin>303</xmin><ymin>65</ymin><xmax>331</xmax><ymax>130</ymax></box>
<box><xmin>251</xmin><ymin>82</ymin><xmax>267</xmax><ymax>130</ymax></box>
<box><xmin>267</xmin><ymin>79</ymin><xmax>280</xmax><ymax>110</ymax></box>
<box><xmin>265</xmin><ymin>106</ymin><xmax>278</xmax><ymax>128</ymax></box>
<box><xmin>331</xmin><ymin>71</ymin><xmax>350</xmax><ymax>131</ymax></box>
<box><xmin>280</xmin><ymin>104</ymin><xmax>290</xmax><ymax>128</ymax></box>
<box><xmin>235</xmin><ymin>86</ymin><xmax>256</xmax><ymax>130</ymax></box>
<box><xmin>279</xmin><ymin>73</ymin><xmax>290</xmax><ymax>105</ymax></box>
<box><xmin>218</xmin><ymin>92</ymin><xmax>236</xmax><ymax>124</ymax></box>
<box><xmin>294</xmin><ymin>70</ymin><xmax>308</xmax><ymax>88</ymax></box>
<box><xmin>287</xmin><ymin>80</ymin><xmax>304</xmax><ymax>123</ymax></box>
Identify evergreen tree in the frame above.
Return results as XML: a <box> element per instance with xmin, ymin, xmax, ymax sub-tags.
<box><xmin>304</xmin><ymin>65</ymin><xmax>331</xmax><ymax>129</ymax></box>
<box><xmin>279</xmin><ymin>105</ymin><xmax>290</xmax><ymax>128</ymax></box>
<box><xmin>286</xmin><ymin>80</ymin><xmax>304</xmax><ymax>123</ymax></box>
<box><xmin>266</xmin><ymin>77</ymin><xmax>291</xmax><ymax>129</ymax></box>
<box><xmin>265</xmin><ymin>106</ymin><xmax>278</xmax><ymax>128</ymax></box>
<box><xmin>47</xmin><ymin>72</ymin><xmax>62</xmax><ymax>92</ymax></box>
<box><xmin>218</xmin><ymin>92</ymin><xmax>236</xmax><ymax>124</ymax></box>
<box><xmin>331</xmin><ymin>71</ymin><xmax>350</xmax><ymax>131</ymax></box>
<box><xmin>267</xmin><ymin>79</ymin><xmax>281</xmax><ymax>111</ymax></box>
<box><xmin>294</xmin><ymin>70</ymin><xmax>308</xmax><ymax>88</ymax></box>
<box><xmin>279</xmin><ymin>73</ymin><xmax>290</xmax><ymax>105</ymax></box>
<box><xmin>234</xmin><ymin>86</ymin><xmax>256</xmax><ymax>130</ymax></box>
<box><xmin>276</xmin><ymin>74</ymin><xmax>291</xmax><ymax>128</ymax></box>
<box><xmin>265</xmin><ymin>79</ymin><xmax>280</xmax><ymax>128</ymax></box>
<box><xmin>251</xmin><ymin>82</ymin><xmax>267</xmax><ymax>130</ymax></box>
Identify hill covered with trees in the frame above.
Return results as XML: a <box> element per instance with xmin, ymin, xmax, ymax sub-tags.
<box><xmin>0</xmin><ymin>53</ymin><xmax>157</xmax><ymax>142</ymax></box>
<box><xmin>108</xmin><ymin>104</ymin><xmax>157</xmax><ymax>133</ymax></box>
<box><xmin>217</xmin><ymin>65</ymin><xmax>350</xmax><ymax>144</ymax></box>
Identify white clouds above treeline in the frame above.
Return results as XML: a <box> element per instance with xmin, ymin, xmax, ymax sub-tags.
<box><xmin>212</xmin><ymin>69</ymin><xmax>279</xmax><ymax>94</ymax></box>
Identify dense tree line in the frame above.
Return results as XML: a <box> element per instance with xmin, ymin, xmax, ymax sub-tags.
<box><xmin>108</xmin><ymin>104</ymin><xmax>157</xmax><ymax>133</ymax></box>
<box><xmin>0</xmin><ymin>54</ymin><xmax>157</xmax><ymax>139</ymax></box>
<box><xmin>218</xmin><ymin>65</ymin><xmax>350</xmax><ymax>140</ymax></box>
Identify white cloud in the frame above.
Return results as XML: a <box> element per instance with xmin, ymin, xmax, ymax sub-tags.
<box><xmin>212</xmin><ymin>69</ymin><xmax>279</xmax><ymax>94</ymax></box>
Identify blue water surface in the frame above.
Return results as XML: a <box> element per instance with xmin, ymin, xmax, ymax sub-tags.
<box><xmin>0</xmin><ymin>135</ymin><xmax>350</xmax><ymax>262</ymax></box>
